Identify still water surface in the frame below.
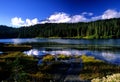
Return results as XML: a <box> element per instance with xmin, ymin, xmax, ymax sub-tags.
<box><xmin>0</xmin><ymin>38</ymin><xmax>120</xmax><ymax>65</ymax></box>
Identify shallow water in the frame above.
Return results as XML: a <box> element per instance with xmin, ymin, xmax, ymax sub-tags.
<box><xmin>0</xmin><ymin>38</ymin><xmax>120</xmax><ymax>65</ymax></box>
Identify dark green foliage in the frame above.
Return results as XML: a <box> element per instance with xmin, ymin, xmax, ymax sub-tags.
<box><xmin>0</xmin><ymin>25</ymin><xmax>19</xmax><ymax>38</ymax></box>
<box><xmin>0</xmin><ymin>18</ymin><xmax>120</xmax><ymax>39</ymax></box>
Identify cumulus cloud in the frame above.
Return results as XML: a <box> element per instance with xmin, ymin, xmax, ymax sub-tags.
<box><xmin>42</xmin><ymin>9</ymin><xmax>120</xmax><ymax>23</ymax></box>
<box><xmin>91</xmin><ymin>9</ymin><xmax>120</xmax><ymax>21</ymax></box>
<box><xmin>70</xmin><ymin>15</ymin><xmax>87</xmax><ymax>22</ymax></box>
<box><xmin>11</xmin><ymin>17</ymin><xmax>24</xmax><ymax>26</ymax></box>
<box><xmin>11</xmin><ymin>17</ymin><xmax>39</xmax><ymax>27</ymax></box>
<box><xmin>102</xmin><ymin>9</ymin><xmax>120</xmax><ymax>19</ymax></box>
<box><xmin>11</xmin><ymin>9</ymin><xmax>120</xmax><ymax>26</ymax></box>
<box><xmin>48</xmin><ymin>12</ymin><xmax>71</xmax><ymax>23</ymax></box>
<box><xmin>40</xmin><ymin>12</ymin><xmax>88</xmax><ymax>24</ymax></box>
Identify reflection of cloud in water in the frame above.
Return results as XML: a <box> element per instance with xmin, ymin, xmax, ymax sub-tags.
<box><xmin>12</xmin><ymin>39</ymin><xmax>23</xmax><ymax>44</ymax></box>
<box><xmin>92</xmin><ymin>51</ymin><xmax>120</xmax><ymax>65</ymax></box>
<box><xmin>102</xmin><ymin>52</ymin><xmax>120</xmax><ymax>64</ymax></box>
<box><xmin>24</xmin><ymin>49</ymin><xmax>120</xmax><ymax>65</ymax></box>
<box><xmin>101</xmin><ymin>52</ymin><xmax>115</xmax><ymax>61</ymax></box>
<box><xmin>24</xmin><ymin>49</ymin><xmax>46</xmax><ymax>56</ymax></box>
<box><xmin>24</xmin><ymin>49</ymin><xmax>88</xmax><ymax>56</ymax></box>
<box><xmin>11</xmin><ymin>39</ymin><xmax>38</xmax><ymax>44</ymax></box>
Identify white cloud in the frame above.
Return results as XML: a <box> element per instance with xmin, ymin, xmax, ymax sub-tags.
<box><xmin>82</xmin><ymin>12</ymin><xmax>93</xmax><ymax>16</ymax></box>
<box><xmin>91</xmin><ymin>9</ymin><xmax>120</xmax><ymax>21</ymax></box>
<box><xmin>40</xmin><ymin>12</ymin><xmax>88</xmax><ymax>24</ymax></box>
<box><xmin>11</xmin><ymin>17</ymin><xmax>39</xmax><ymax>27</ymax></box>
<box><xmin>31</xmin><ymin>18</ymin><xmax>38</xmax><ymax>24</ymax></box>
<box><xmin>102</xmin><ymin>9</ymin><xmax>120</xmax><ymax>19</ymax></box>
<box><xmin>42</xmin><ymin>10</ymin><xmax>120</xmax><ymax>23</ymax></box>
<box><xmin>11</xmin><ymin>17</ymin><xmax>24</xmax><ymax>26</ymax></box>
<box><xmin>25</xmin><ymin>18</ymin><xmax>38</xmax><ymax>26</ymax></box>
<box><xmin>70</xmin><ymin>15</ymin><xmax>87</xmax><ymax>22</ymax></box>
<box><xmin>48</xmin><ymin>12</ymin><xmax>71</xmax><ymax>23</ymax></box>
<box><xmin>11</xmin><ymin>9</ymin><xmax>120</xmax><ymax>26</ymax></box>
<box><xmin>91</xmin><ymin>16</ymin><xmax>101</xmax><ymax>21</ymax></box>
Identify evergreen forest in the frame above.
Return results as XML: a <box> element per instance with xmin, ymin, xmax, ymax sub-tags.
<box><xmin>0</xmin><ymin>18</ymin><xmax>120</xmax><ymax>39</ymax></box>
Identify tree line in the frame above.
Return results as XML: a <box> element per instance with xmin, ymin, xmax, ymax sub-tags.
<box><xmin>0</xmin><ymin>18</ymin><xmax>120</xmax><ymax>39</ymax></box>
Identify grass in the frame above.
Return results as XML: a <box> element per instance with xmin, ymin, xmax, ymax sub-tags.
<box><xmin>0</xmin><ymin>52</ymin><xmax>71</xmax><ymax>82</ymax></box>
<box><xmin>0</xmin><ymin>52</ymin><xmax>39</xmax><ymax>82</ymax></box>
<box><xmin>80</xmin><ymin>55</ymin><xmax>120</xmax><ymax>80</ymax></box>
<box><xmin>1</xmin><ymin>52</ymin><xmax>120</xmax><ymax>82</ymax></box>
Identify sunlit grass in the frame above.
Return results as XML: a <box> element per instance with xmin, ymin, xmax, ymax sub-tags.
<box><xmin>0</xmin><ymin>52</ymin><xmax>36</xmax><ymax>61</ymax></box>
<box><xmin>42</xmin><ymin>55</ymin><xmax>55</xmax><ymax>62</ymax></box>
<box><xmin>80</xmin><ymin>55</ymin><xmax>120</xmax><ymax>80</ymax></box>
<box><xmin>1</xmin><ymin>52</ymin><xmax>120</xmax><ymax>81</ymax></box>
<box><xmin>81</xmin><ymin>55</ymin><xmax>103</xmax><ymax>63</ymax></box>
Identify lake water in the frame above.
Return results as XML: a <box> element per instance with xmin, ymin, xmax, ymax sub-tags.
<box><xmin>0</xmin><ymin>38</ymin><xmax>120</xmax><ymax>65</ymax></box>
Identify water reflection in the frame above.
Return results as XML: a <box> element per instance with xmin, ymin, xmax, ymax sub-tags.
<box><xmin>0</xmin><ymin>38</ymin><xmax>120</xmax><ymax>65</ymax></box>
<box><xmin>24</xmin><ymin>49</ymin><xmax>120</xmax><ymax>65</ymax></box>
<box><xmin>0</xmin><ymin>38</ymin><xmax>120</xmax><ymax>46</ymax></box>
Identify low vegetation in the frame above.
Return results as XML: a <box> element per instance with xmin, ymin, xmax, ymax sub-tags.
<box><xmin>0</xmin><ymin>52</ymin><xmax>120</xmax><ymax>82</ymax></box>
<box><xmin>0</xmin><ymin>52</ymin><xmax>71</xmax><ymax>82</ymax></box>
<box><xmin>91</xmin><ymin>73</ymin><xmax>120</xmax><ymax>82</ymax></box>
<box><xmin>0</xmin><ymin>52</ymin><xmax>39</xmax><ymax>82</ymax></box>
<box><xmin>42</xmin><ymin>55</ymin><xmax>55</xmax><ymax>62</ymax></box>
<box><xmin>80</xmin><ymin>55</ymin><xmax>120</xmax><ymax>80</ymax></box>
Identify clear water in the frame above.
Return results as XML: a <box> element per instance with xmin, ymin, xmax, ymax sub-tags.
<box><xmin>0</xmin><ymin>38</ymin><xmax>120</xmax><ymax>65</ymax></box>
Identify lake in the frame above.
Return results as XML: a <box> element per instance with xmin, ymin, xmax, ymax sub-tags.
<box><xmin>0</xmin><ymin>38</ymin><xmax>120</xmax><ymax>65</ymax></box>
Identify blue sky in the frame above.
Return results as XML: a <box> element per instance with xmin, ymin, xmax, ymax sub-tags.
<box><xmin>0</xmin><ymin>0</ymin><xmax>120</xmax><ymax>27</ymax></box>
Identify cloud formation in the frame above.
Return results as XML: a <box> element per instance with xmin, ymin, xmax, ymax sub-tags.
<box><xmin>11</xmin><ymin>17</ymin><xmax>39</xmax><ymax>27</ymax></box>
<box><xmin>11</xmin><ymin>17</ymin><xmax>24</xmax><ymax>26</ymax></box>
<box><xmin>40</xmin><ymin>12</ymin><xmax>88</xmax><ymax>24</ymax></box>
<box><xmin>91</xmin><ymin>9</ymin><xmax>120</xmax><ymax>21</ymax></box>
<box><xmin>70</xmin><ymin>15</ymin><xmax>87</xmax><ymax>22</ymax></box>
<box><xmin>81</xmin><ymin>12</ymin><xmax>93</xmax><ymax>16</ymax></box>
<box><xmin>11</xmin><ymin>9</ymin><xmax>120</xmax><ymax>27</ymax></box>
<box><xmin>48</xmin><ymin>12</ymin><xmax>71</xmax><ymax>23</ymax></box>
<box><xmin>41</xmin><ymin>9</ymin><xmax>120</xmax><ymax>24</ymax></box>
<box><xmin>102</xmin><ymin>9</ymin><xmax>120</xmax><ymax>19</ymax></box>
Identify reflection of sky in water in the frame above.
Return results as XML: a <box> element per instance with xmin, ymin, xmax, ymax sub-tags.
<box><xmin>0</xmin><ymin>38</ymin><xmax>120</xmax><ymax>65</ymax></box>
<box><xmin>0</xmin><ymin>38</ymin><xmax>120</xmax><ymax>46</ymax></box>
<box><xmin>24</xmin><ymin>49</ymin><xmax>120</xmax><ymax>65</ymax></box>
<box><xmin>12</xmin><ymin>39</ymin><xmax>38</xmax><ymax>44</ymax></box>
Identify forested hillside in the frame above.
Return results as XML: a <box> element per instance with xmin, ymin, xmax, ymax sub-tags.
<box><xmin>0</xmin><ymin>18</ymin><xmax>120</xmax><ymax>39</ymax></box>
